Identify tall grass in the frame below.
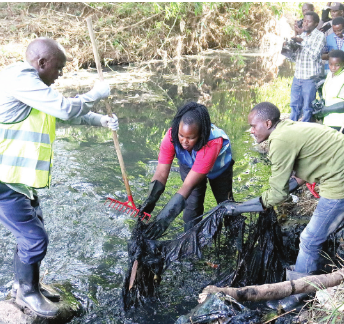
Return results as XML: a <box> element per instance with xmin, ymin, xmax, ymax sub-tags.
<box><xmin>256</xmin><ymin>76</ymin><xmax>293</xmax><ymax>113</ymax></box>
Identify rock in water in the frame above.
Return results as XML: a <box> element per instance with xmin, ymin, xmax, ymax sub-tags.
<box><xmin>0</xmin><ymin>283</ymin><xmax>81</xmax><ymax>324</ymax></box>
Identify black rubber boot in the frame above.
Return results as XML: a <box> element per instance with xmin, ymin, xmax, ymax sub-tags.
<box><xmin>12</xmin><ymin>252</ymin><xmax>60</xmax><ymax>301</ymax></box>
<box><xmin>12</xmin><ymin>282</ymin><xmax>60</xmax><ymax>302</ymax></box>
<box><xmin>266</xmin><ymin>265</ymin><xmax>308</xmax><ymax>312</ymax></box>
<box><xmin>15</xmin><ymin>258</ymin><xmax>59</xmax><ymax>318</ymax></box>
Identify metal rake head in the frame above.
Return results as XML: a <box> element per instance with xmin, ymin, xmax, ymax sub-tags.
<box><xmin>105</xmin><ymin>197</ymin><xmax>151</xmax><ymax>222</ymax></box>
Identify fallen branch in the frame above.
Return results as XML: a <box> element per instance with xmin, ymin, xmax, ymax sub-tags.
<box><xmin>199</xmin><ymin>269</ymin><xmax>344</xmax><ymax>303</ymax></box>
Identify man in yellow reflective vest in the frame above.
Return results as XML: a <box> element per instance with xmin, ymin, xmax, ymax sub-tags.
<box><xmin>0</xmin><ymin>38</ymin><xmax>118</xmax><ymax>317</ymax></box>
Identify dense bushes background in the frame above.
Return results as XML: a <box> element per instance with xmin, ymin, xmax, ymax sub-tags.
<box><xmin>0</xmin><ymin>2</ymin><xmax>311</xmax><ymax>70</ymax></box>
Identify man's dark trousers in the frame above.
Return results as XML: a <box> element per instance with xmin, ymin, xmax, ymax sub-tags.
<box><xmin>0</xmin><ymin>183</ymin><xmax>48</xmax><ymax>264</ymax></box>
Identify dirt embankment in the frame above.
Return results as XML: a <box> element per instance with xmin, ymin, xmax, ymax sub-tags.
<box><xmin>0</xmin><ymin>2</ymin><xmax>289</xmax><ymax>71</ymax></box>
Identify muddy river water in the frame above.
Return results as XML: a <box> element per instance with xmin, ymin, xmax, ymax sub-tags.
<box><xmin>0</xmin><ymin>51</ymin><xmax>293</xmax><ymax>323</ymax></box>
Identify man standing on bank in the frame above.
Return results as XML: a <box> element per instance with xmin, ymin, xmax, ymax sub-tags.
<box><xmin>223</xmin><ymin>102</ymin><xmax>344</xmax><ymax>312</ymax></box>
<box><xmin>0</xmin><ymin>38</ymin><xmax>118</xmax><ymax>317</ymax></box>
<box><xmin>290</xmin><ymin>12</ymin><xmax>325</xmax><ymax>122</ymax></box>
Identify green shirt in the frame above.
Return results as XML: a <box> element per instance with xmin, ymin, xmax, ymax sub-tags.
<box><xmin>262</xmin><ymin>119</ymin><xmax>344</xmax><ymax>208</ymax></box>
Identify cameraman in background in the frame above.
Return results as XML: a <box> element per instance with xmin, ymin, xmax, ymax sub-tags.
<box><xmin>318</xmin><ymin>2</ymin><xmax>344</xmax><ymax>37</ymax></box>
<box><xmin>295</xmin><ymin>3</ymin><xmax>315</xmax><ymax>36</ymax></box>
<box><xmin>290</xmin><ymin>12</ymin><xmax>325</xmax><ymax>122</ymax></box>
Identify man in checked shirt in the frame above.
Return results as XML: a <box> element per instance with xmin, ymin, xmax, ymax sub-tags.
<box><xmin>290</xmin><ymin>12</ymin><xmax>326</xmax><ymax>122</ymax></box>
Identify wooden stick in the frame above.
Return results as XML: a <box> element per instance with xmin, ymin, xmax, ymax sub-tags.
<box><xmin>263</xmin><ymin>308</ymin><xmax>297</xmax><ymax>324</ymax></box>
<box><xmin>129</xmin><ymin>260</ymin><xmax>138</xmax><ymax>290</ymax></box>
<box><xmin>199</xmin><ymin>269</ymin><xmax>344</xmax><ymax>303</ymax></box>
<box><xmin>86</xmin><ymin>16</ymin><xmax>133</xmax><ymax>202</ymax></box>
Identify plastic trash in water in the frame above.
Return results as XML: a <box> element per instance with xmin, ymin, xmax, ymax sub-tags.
<box><xmin>290</xmin><ymin>194</ymin><xmax>299</xmax><ymax>203</ymax></box>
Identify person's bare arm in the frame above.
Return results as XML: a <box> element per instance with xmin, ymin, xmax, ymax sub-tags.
<box><xmin>292</xmin><ymin>175</ymin><xmax>306</xmax><ymax>186</ymax></box>
<box><xmin>152</xmin><ymin>163</ymin><xmax>172</xmax><ymax>186</ymax></box>
<box><xmin>292</xmin><ymin>37</ymin><xmax>303</xmax><ymax>43</ymax></box>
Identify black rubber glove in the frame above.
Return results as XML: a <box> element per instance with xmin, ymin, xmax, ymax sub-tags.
<box><xmin>313</xmin><ymin>101</ymin><xmax>344</xmax><ymax>118</ymax></box>
<box><xmin>224</xmin><ymin>197</ymin><xmax>265</xmax><ymax>216</ymax></box>
<box><xmin>145</xmin><ymin>193</ymin><xmax>186</xmax><ymax>240</ymax></box>
<box><xmin>289</xmin><ymin>177</ymin><xmax>300</xmax><ymax>193</ymax></box>
<box><xmin>139</xmin><ymin>180</ymin><xmax>165</xmax><ymax>215</ymax></box>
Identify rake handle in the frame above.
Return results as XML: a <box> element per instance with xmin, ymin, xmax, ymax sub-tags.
<box><xmin>86</xmin><ymin>17</ymin><xmax>133</xmax><ymax>199</ymax></box>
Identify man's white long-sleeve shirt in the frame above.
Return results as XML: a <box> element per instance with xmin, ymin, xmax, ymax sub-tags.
<box><xmin>0</xmin><ymin>61</ymin><xmax>103</xmax><ymax>125</ymax></box>
<box><xmin>0</xmin><ymin>61</ymin><xmax>106</xmax><ymax>198</ymax></box>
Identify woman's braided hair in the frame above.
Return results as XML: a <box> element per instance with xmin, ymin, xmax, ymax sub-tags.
<box><xmin>171</xmin><ymin>101</ymin><xmax>211</xmax><ymax>151</ymax></box>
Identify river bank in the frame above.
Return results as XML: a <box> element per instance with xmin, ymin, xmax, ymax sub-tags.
<box><xmin>0</xmin><ymin>2</ymin><xmax>298</xmax><ymax>71</ymax></box>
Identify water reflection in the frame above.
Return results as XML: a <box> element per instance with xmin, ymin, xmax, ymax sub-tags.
<box><xmin>0</xmin><ymin>52</ymin><xmax>292</xmax><ymax>323</ymax></box>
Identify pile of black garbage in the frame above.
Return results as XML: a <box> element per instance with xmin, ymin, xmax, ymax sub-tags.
<box><xmin>122</xmin><ymin>202</ymin><xmax>344</xmax><ymax>323</ymax></box>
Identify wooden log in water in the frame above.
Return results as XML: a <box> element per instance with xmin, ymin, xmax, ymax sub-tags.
<box><xmin>199</xmin><ymin>269</ymin><xmax>344</xmax><ymax>303</ymax></box>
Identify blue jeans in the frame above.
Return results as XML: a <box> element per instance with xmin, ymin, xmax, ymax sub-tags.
<box><xmin>0</xmin><ymin>183</ymin><xmax>48</xmax><ymax>264</ymax></box>
<box><xmin>290</xmin><ymin>77</ymin><xmax>317</xmax><ymax>122</ymax></box>
<box><xmin>295</xmin><ymin>197</ymin><xmax>344</xmax><ymax>274</ymax></box>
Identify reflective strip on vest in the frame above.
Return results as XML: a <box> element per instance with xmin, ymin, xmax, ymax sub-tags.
<box><xmin>0</xmin><ymin>129</ymin><xmax>51</xmax><ymax>144</ymax></box>
<box><xmin>0</xmin><ymin>155</ymin><xmax>50</xmax><ymax>170</ymax></box>
<box><xmin>175</xmin><ymin>124</ymin><xmax>232</xmax><ymax>179</ymax></box>
<box><xmin>0</xmin><ymin>108</ymin><xmax>56</xmax><ymax>188</ymax></box>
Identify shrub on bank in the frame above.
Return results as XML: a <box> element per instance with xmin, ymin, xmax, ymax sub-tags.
<box><xmin>0</xmin><ymin>2</ymin><xmax>300</xmax><ymax>71</ymax></box>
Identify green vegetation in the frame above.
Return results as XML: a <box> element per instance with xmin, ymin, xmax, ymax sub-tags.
<box><xmin>256</xmin><ymin>76</ymin><xmax>293</xmax><ymax>113</ymax></box>
<box><xmin>0</xmin><ymin>2</ymin><xmax>313</xmax><ymax>70</ymax></box>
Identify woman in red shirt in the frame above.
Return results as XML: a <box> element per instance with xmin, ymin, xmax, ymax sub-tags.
<box><xmin>140</xmin><ymin>102</ymin><xmax>234</xmax><ymax>239</ymax></box>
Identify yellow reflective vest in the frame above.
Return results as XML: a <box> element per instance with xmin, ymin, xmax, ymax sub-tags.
<box><xmin>0</xmin><ymin>108</ymin><xmax>56</xmax><ymax>188</ymax></box>
<box><xmin>323</xmin><ymin>69</ymin><xmax>344</xmax><ymax>127</ymax></box>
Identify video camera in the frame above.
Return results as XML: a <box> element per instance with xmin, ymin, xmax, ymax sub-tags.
<box><xmin>311</xmin><ymin>74</ymin><xmax>326</xmax><ymax>118</ymax></box>
<box><xmin>281</xmin><ymin>39</ymin><xmax>302</xmax><ymax>62</ymax></box>
<box><xmin>311</xmin><ymin>98</ymin><xmax>325</xmax><ymax>118</ymax></box>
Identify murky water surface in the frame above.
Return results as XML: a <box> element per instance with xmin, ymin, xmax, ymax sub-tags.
<box><xmin>0</xmin><ymin>52</ymin><xmax>292</xmax><ymax>323</ymax></box>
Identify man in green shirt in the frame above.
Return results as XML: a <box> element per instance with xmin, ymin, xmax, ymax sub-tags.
<box><xmin>224</xmin><ymin>101</ymin><xmax>344</xmax><ymax>311</ymax></box>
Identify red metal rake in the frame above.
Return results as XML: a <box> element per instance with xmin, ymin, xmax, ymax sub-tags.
<box><xmin>105</xmin><ymin>196</ymin><xmax>151</xmax><ymax>221</ymax></box>
<box><xmin>86</xmin><ymin>17</ymin><xmax>151</xmax><ymax>222</ymax></box>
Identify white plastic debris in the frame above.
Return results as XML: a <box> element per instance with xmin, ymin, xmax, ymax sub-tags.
<box><xmin>290</xmin><ymin>194</ymin><xmax>299</xmax><ymax>203</ymax></box>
